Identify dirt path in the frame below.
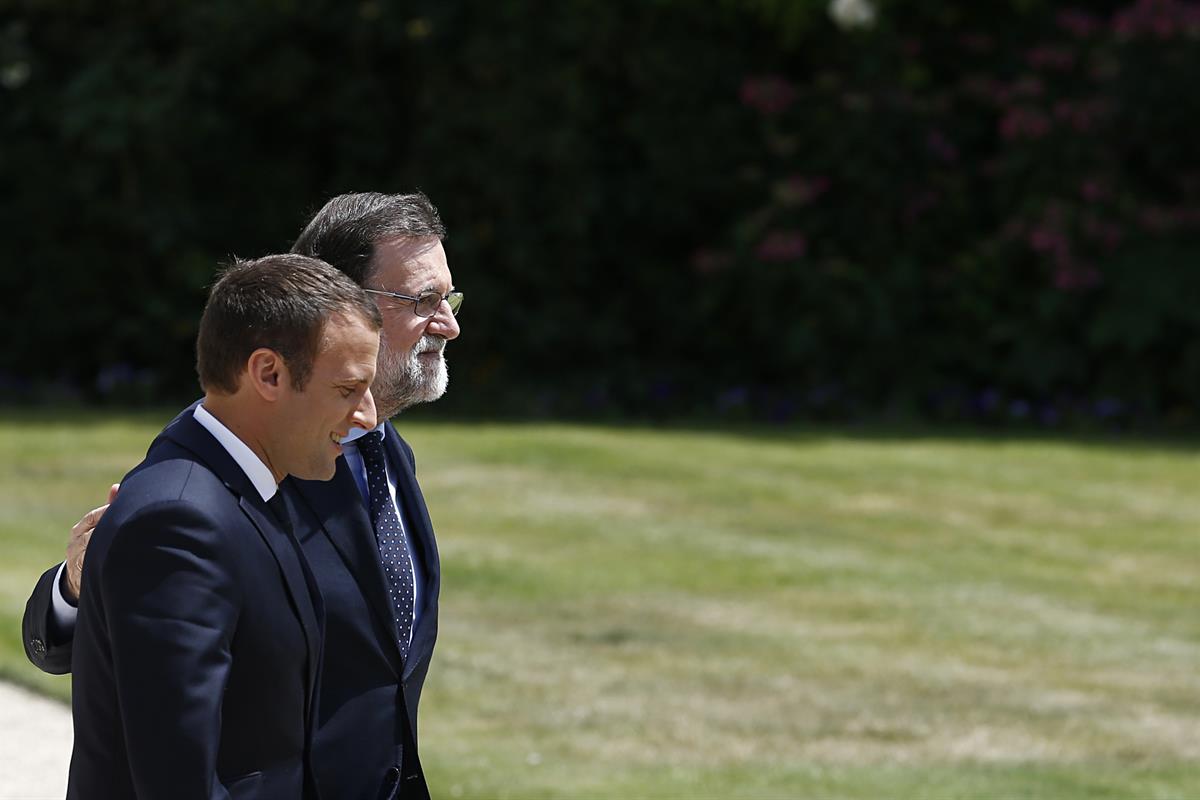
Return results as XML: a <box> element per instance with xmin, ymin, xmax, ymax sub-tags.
<box><xmin>0</xmin><ymin>682</ymin><xmax>70</xmax><ymax>799</ymax></box>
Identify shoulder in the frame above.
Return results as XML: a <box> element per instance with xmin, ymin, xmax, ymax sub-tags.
<box><xmin>116</xmin><ymin>449</ymin><xmax>231</xmax><ymax>517</ymax></box>
<box><xmin>385</xmin><ymin>423</ymin><xmax>417</xmax><ymax>470</ymax></box>
<box><xmin>99</xmin><ymin>453</ymin><xmax>240</xmax><ymax>554</ymax></box>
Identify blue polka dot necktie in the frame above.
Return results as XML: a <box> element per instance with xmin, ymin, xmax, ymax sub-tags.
<box><xmin>357</xmin><ymin>431</ymin><xmax>414</xmax><ymax>659</ymax></box>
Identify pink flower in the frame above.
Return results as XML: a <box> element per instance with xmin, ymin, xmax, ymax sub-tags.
<box><xmin>989</xmin><ymin>77</ymin><xmax>1044</xmax><ymax>107</ymax></box>
<box><xmin>1140</xmin><ymin>206</ymin><xmax>1178</xmax><ymax>232</ymax></box>
<box><xmin>1113</xmin><ymin>0</ymin><xmax>1200</xmax><ymax>40</ymax></box>
<box><xmin>1082</xmin><ymin>216</ymin><xmax>1124</xmax><ymax>251</ymax></box>
<box><xmin>926</xmin><ymin>129</ymin><xmax>959</xmax><ymax>162</ymax></box>
<box><xmin>1054</xmin><ymin>261</ymin><xmax>1101</xmax><ymax>291</ymax></box>
<box><xmin>1080</xmin><ymin>178</ymin><xmax>1109</xmax><ymax>203</ymax></box>
<box><xmin>1028</xmin><ymin>226</ymin><xmax>1068</xmax><ymax>254</ymax></box>
<box><xmin>740</xmin><ymin>75</ymin><xmax>797</xmax><ymax>115</ymax></box>
<box><xmin>776</xmin><ymin>175</ymin><xmax>830</xmax><ymax>205</ymax></box>
<box><xmin>1052</xmin><ymin>101</ymin><xmax>1097</xmax><ymax>133</ymax></box>
<box><xmin>1026</xmin><ymin>45</ymin><xmax>1076</xmax><ymax>71</ymax></box>
<box><xmin>1080</xmin><ymin>178</ymin><xmax>1113</xmax><ymax>203</ymax></box>
<box><xmin>756</xmin><ymin>231</ymin><xmax>807</xmax><ymax>262</ymax></box>
<box><xmin>1000</xmin><ymin>107</ymin><xmax>1051</xmax><ymax>140</ymax></box>
<box><xmin>1057</xmin><ymin>9</ymin><xmax>1102</xmax><ymax>37</ymax></box>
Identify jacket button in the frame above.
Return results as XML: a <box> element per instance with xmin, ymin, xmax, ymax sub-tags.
<box><xmin>30</xmin><ymin>638</ymin><xmax>46</xmax><ymax>658</ymax></box>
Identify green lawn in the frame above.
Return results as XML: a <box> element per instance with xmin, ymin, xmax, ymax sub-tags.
<box><xmin>1</xmin><ymin>409</ymin><xmax>1198</xmax><ymax>799</ymax></box>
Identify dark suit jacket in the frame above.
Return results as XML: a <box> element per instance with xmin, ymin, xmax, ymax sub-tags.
<box><xmin>66</xmin><ymin>408</ymin><xmax>323</xmax><ymax>800</ymax></box>
<box><xmin>25</xmin><ymin>411</ymin><xmax>438</xmax><ymax>800</ymax></box>
<box><xmin>287</xmin><ymin>424</ymin><xmax>438</xmax><ymax>800</ymax></box>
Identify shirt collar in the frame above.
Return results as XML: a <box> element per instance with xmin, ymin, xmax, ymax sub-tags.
<box><xmin>193</xmin><ymin>404</ymin><xmax>279</xmax><ymax>502</ymax></box>
<box><xmin>341</xmin><ymin>421</ymin><xmax>388</xmax><ymax>447</ymax></box>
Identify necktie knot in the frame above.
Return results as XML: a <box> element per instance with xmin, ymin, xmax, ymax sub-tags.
<box><xmin>357</xmin><ymin>430</ymin><xmax>387</xmax><ymax>467</ymax></box>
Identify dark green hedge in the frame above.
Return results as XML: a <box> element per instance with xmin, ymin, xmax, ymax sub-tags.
<box><xmin>3</xmin><ymin>0</ymin><xmax>1198</xmax><ymax>426</ymax></box>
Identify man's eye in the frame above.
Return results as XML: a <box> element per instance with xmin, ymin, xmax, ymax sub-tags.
<box><xmin>339</xmin><ymin>387</ymin><xmax>354</xmax><ymax>398</ymax></box>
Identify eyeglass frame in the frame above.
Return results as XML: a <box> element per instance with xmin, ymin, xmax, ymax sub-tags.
<box><xmin>363</xmin><ymin>287</ymin><xmax>463</xmax><ymax>317</ymax></box>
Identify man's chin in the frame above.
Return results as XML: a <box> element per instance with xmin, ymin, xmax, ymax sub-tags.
<box><xmin>376</xmin><ymin>388</ymin><xmax>443</xmax><ymax>420</ymax></box>
<box><xmin>375</xmin><ymin>366</ymin><xmax>448</xmax><ymax>418</ymax></box>
<box><xmin>290</xmin><ymin>459</ymin><xmax>338</xmax><ymax>483</ymax></box>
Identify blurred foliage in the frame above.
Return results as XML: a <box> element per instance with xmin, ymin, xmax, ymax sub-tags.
<box><xmin>1</xmin><ymin>0</ymin><xmax>1198</xmax><ymax>426</ymax></box>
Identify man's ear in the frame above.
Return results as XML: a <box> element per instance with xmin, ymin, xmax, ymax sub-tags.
<box><xmin>245</xmin><ymin>348</ymin><xmax>288</xmax><ymax>401</ymax></box>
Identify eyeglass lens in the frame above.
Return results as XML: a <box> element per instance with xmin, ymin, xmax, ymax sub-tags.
<box><xmin>415</xmin><ymin>291</ymin><xmax>463</xmax><ymax>317</ymax></box>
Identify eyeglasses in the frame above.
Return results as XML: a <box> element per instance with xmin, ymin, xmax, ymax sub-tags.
<box><xmin>363</xmin><ymin>288</ymin><xmax>463</xmax><ymax>318</ymax></box>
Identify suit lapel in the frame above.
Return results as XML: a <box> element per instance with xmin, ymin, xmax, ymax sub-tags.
<box><xmin>161</xmin><ymin>411</ymin><xmax>324</xmax><ymax>706</ymax></box>
<box><xmin>288</xmin><ymin>459</ymin><xmax>405</xmax><ymax>668</ymax></box>
<box><xmin>238</xmin><ymin>492</ymin><xmax>324</xmax><ymax>711</ymax></box>
<box><xmin>382</xmin><ymin>425</ymin><xmax>441</xmax><ymax>680</ymax></box>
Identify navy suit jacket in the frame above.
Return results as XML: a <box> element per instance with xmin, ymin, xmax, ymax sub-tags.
<box><xmin>287</xmin><ymin>424</ymin><xmax>438</xmax><ymax>800</ymax></box>
<box><xmin>25</xmin><ymin>409</ymin><xmax>438</xmax><ymax>800</ymax></box>
<box><xmin>66</xmin><ymin>409</ymin><xmax>323</xmax><ymax>800</ymax></box>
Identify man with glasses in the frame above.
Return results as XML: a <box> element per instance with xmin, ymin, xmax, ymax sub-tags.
<box><xmin>23</xmin><ymin>192</ymin><xmax>461</xmax><ymax>800</ymax></box>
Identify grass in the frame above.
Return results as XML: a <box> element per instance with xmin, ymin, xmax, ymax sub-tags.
<box><xmin>1</xmin><ymin>408</ymin><xmax>1198</xmax><ymax>798</ymax></box>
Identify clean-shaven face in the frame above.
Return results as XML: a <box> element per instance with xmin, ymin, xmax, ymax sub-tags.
<box><xmin>280</xmin><ymin>312</ymin><xmax>379</xmax><ymax>480</ymax></box>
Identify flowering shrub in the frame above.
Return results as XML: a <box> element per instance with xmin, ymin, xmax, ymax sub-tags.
<box><xmin>699</xmin><ymin>0</ymin><xmax>1200</xmax><ymax>424</ymax></box>
<box><xmin>3</xmin><ymin>0</ymin><xmax>1198</xmax><ymax>425</ymax></box>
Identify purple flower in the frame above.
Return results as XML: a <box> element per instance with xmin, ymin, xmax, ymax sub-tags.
<box><xmin>740</xmin><ymin>75</ymin><xmax>797</xmax><ymax>115</ymax></box>
<box><xmin>756</xmin><ymin>231</ymin><xmax>808</xmax><ymax>262</ymax></box>
<box><xmin>1057</xmin><ymin>9</ymin><xmax>1102</xmax><ymax>38</ymax></box>
<box><xmin>1053</xmin><ymin>260</ymin><xmax>1101</xmax><ymax>291</ymax></box>
<box><xmin>1080</xmin><ymin>178</ymin><xmax>1109</xmax><ymax>203</ymax></box>
<box><xmin>1028</xmin><ymin>226</ymin><xmax>1068</xmax><ymax>254</ymax></box>
<box><xmin>1113</xmin><ymin>0</ymin><xmax>1200</xmax><ymax>40</ymax></box>
<box><xmin>1026</xmin><ymin>45</ymin><xmax>1076</xmax><ymax>71</ymax></box>
<box><xmin>1094</xmin><ymin>397</ymin><xmax>1124</xmax><ymax>419</ymax></box>
<box><xmin>926</xmin><ymin>129</ymin><xmax>959</xmax><ymax>162</ymax></box>
<box><xmin>1010</xmin><ymin>76</ymin><xmax>1045</xmax><ymax>98</ymax></box>
<box><xmin>1139</xmin><ymin>206</ymin><xmax>1177</xmax><ymax>232</ymax></box>
<box><xmin>1052</xmin><ymin>99</ymin><xmax>1111</xmax><ymax>133</ymax></box>
<box><xmin>1000</xmin><ymin>107</ymin><xmax>1051</xmax><ymax>140</ymax></box>
<box><xmin>716</xmin><ymin>386</ymin><xmax>750</xmax><ymax>412</ymax></box>
<box><xmin>974</xmin><ymin>389</ymin><xmax>1001</xmax><ymax>414</ymax></box>
<box><xmin>776</xmin><ymin>174</ymin><xmax>831</xmax><ymax>205</ymax></box>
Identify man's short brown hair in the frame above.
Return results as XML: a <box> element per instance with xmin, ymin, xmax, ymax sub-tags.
<box><xmin>196</xmin><ymin>254</ymin><xmax>383</xmax><ymax>394</ymax></box>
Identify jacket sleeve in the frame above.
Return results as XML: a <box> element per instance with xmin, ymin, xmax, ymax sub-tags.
<box><xmin>22</xmin><ymin>563</ymin><xmax>74</xmax><ymax>674</ymax></box>
<box><xmin>98</xmin><ymin>501</ymin><xmax>240</xmax><ymax>800</ymax></box>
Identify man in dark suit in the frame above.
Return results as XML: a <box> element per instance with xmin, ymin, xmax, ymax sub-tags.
<box><xmin>67</xmin><ymin>254</ymin><xmax>382</xmax><ymax>799</ymax></box>
<box><xmin>25</xmin><ymin>192</ymin><xmax>460</xmax><ymax>800</ymax></box>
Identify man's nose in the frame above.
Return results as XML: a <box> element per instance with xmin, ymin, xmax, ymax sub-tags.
<box><xmin>427</xmin><ymin>300</ymin><xmax>460</xmax><ymax>340</ymax></box>
<box><xmin>352</xmin><ymin>388</ymin><xmax>378</xmax><ymax>431</ymax></box>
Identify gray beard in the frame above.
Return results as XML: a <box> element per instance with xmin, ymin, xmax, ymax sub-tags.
<box><xmin>372</xmin><ymin>334</ymin><xmax>449</xmax><ymax>419</ymax></box>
